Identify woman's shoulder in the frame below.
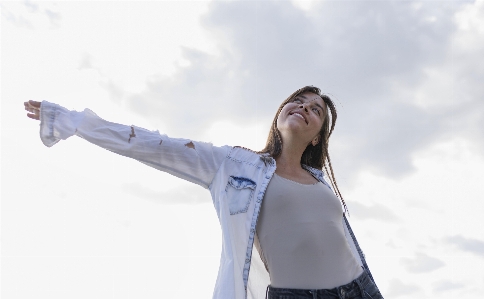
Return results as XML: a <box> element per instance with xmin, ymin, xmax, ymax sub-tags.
<box><xmin>227</xmin><ymin>146</ymin><xmax>273</xmax><ymax>167</ymax></box>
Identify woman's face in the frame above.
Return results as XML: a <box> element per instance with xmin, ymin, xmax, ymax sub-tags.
<box><xmin>276</xmin><ymin>92</ymin><xmax>326</xmax><ymax>145</ymax></box>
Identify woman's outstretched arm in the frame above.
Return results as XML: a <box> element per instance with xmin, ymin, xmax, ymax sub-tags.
<box><xmin>24</xmin><ymin>100</ymin><xmax>230</xmax><ymax>189</ymax></box>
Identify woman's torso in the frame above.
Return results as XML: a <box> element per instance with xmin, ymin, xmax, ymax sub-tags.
<box><xmin>255</xmin><ymin>172</ymin><xmax>363</xmax><ymax>289</ymax></box>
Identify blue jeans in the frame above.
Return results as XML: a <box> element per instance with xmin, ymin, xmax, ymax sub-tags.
<box><xmin>266</xmin><ymin>268</ymin><xmax>383</xmax><ymax>299</ymax></box>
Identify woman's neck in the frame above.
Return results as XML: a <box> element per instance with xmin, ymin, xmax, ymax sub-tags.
<box><xmin>275</xmin><ymin>143</ymin><xmax>307</xmax><ymax>174</ymax></box>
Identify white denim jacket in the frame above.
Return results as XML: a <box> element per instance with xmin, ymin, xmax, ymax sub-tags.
<box><xmin>39</xmin><ymin>101</ymin><xmax>380</xmax><ymax>299</ymax></box>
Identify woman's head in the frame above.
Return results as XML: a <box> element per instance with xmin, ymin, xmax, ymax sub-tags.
<box><xmin>260</xmin><ymin>85</ymin><xmax>338</xmax><ymax>170</ymax></box>
<box><xmin>276</xmin><ymin>91</ymin><xmax>326</xmax><ymax>152</ymax></box>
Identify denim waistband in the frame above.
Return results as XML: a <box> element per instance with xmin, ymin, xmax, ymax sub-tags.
<box><xmin>266</xmin><ymin>267</ymin><xmax>371</xmax><ymax>299</ymax></box>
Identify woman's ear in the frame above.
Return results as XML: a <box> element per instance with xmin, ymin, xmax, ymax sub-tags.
<box><xmin>311</xmin><ymin>136</ymin><xmax>320</xmax><ymax>146</ymax></box>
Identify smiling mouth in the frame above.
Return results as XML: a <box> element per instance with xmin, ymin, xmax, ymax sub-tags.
<box><xmin>290</xmin><ymin>112</ymin><xmax>308</xmax><ymax>124</ymax></box>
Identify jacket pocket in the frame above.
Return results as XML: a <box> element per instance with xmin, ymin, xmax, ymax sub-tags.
<box><xmin>225</xmin><ymin>176</ymin><xmax>257</xmax><ymax>215</ymax></box>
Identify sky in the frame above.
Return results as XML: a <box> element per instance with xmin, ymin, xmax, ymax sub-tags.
<box><xmin>1</xmin><ymin>0</ymin><xmax>484</xmax><ymax>298</ymax></box>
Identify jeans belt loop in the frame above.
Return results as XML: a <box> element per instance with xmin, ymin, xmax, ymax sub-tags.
<box><xmin>355</xmin><ymin>278</ymin><xmax>366</xmax><ymax>299</ymax></box>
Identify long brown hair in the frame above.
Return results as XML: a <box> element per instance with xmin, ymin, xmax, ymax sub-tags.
<box><xmin>258</xmin><ymin>85</ymin><xmax>348</xmax><ymax>214</ymax></box>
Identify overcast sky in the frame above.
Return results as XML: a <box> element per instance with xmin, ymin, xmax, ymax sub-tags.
<box><xmin>2</xmin><ymin>0</ymin><xmax>484</xmax><ymax>298</ymax></box>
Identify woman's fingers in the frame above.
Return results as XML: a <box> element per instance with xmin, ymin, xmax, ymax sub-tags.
<box><xmin>24</xmin><ymin>100</ymin><xmax>41</xmax><ymax>120</ymax></box>
<box><xmin>27</xmin><ymin>113</ymin><xmax>40</xmax><ymax>120</ymax></box>
<box><xmin>28</xmin><ymin>100</ymin><xmax>41</xmax><ymax>108</ymax></box>
<box><xmin>24</xmin><ymin>102</ymin><xmax>34</xmax><ymax>113</ymax></box>
<box><xmin>24</xmin><ymin>100</ymin><xmax>41</xmax><ymax>109</ymax></box>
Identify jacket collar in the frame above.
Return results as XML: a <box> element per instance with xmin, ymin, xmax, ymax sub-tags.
<box><xmin>301</xmin><ymin>164</ymin><xmax>325</xmax><ymax>181</ymax></box>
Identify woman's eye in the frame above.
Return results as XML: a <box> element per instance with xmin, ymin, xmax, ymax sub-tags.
<box><xmin>293</xmin><ymin>98</ymin><xmax>302</xmax><ymax>103</ymax></box>
<box><xmin>312</xmin><ymin>108</ymin><xmax>321</xmax><ymax>115</ymax></box>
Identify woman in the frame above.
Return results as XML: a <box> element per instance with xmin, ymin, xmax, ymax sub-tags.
<box><xmin>25</xmin><ymin>86</ymin><xmax>383</xmax><ymax>299</ymax></box>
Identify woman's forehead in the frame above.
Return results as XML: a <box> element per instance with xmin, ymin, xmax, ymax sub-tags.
<box><xmin>298</xmin><ymin>91</ymin><xmax>323</xmax><ymax>102</ymax></box>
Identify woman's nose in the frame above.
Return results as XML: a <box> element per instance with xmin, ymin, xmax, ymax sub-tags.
<box><xmin>299</xmin><ymin>104</ymin><xmax>309</xmax><ymax>111</ymax></box>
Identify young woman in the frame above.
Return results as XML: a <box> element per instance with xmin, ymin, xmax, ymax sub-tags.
<box><xmin>25</xmin><ymin>86</ymin><xmax>383</xmax><ymax>299</ymax></box>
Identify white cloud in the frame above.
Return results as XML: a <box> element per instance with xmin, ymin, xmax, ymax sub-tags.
<box><xmin>445</xmin><ymin>235</ymin><xmax>484</xmax><ymax>258</ymax></box>
<box><xmin>386</xmin><ymin>278</ymin><xmax>422</xmax><ymax>297</ymax></box>
<box><xmin>400</xmin><ymin>252</ymin><xmax>446</xmax><ymax>273</ymax></box>
<box><xmin>347</xmin><ymin>201</ymin><xmax>400</xmax><ymax>222</ymax></box>
<box><xmin>432</xmin><ymin>279</ymin><xmax>466</xmax><ymax>293</ymax></box>
<box><xmin>122</xmin><ymin>181</ymin><xmax>210</xmax><ymax>205</ymax></box>
<box><xmin>106</xmin><ymin>0</ymin><xmax>484</xmax><ymax>185</ymax></box>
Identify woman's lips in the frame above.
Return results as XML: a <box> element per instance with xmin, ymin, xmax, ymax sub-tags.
<box><xmin>290</xmin><ymin>112</ymin><xmax>307</xmax><ymax>124</ymax></box>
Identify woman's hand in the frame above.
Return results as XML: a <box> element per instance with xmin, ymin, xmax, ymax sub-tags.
<box><xmin>24</xmin><ymin>100</ymin><xmax>41</xmax><ymax>120</ymax></box>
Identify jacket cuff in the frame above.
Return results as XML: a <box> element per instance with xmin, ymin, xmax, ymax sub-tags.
<box><xmin>39</xmin><ymin>101</ymin><xmax>80</xmax><ymax>147</ymax></box>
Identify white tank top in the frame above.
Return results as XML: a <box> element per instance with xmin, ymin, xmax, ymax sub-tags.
<box><xmin>254</xmin><ymin>173</ymin><xmax>363</xmax><ymax>289</ymax></box>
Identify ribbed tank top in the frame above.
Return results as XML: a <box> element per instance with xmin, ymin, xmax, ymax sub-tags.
<box><xmin>254</xmin><ymin>173</ymin><xmax>363</xmax><ymax>289</ymax></box>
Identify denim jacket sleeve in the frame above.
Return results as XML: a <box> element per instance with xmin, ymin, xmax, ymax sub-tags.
<box><xmin>39</xmin><ymin>100</ymin><xmax>231</xmax><ymax>189</ymax></box>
